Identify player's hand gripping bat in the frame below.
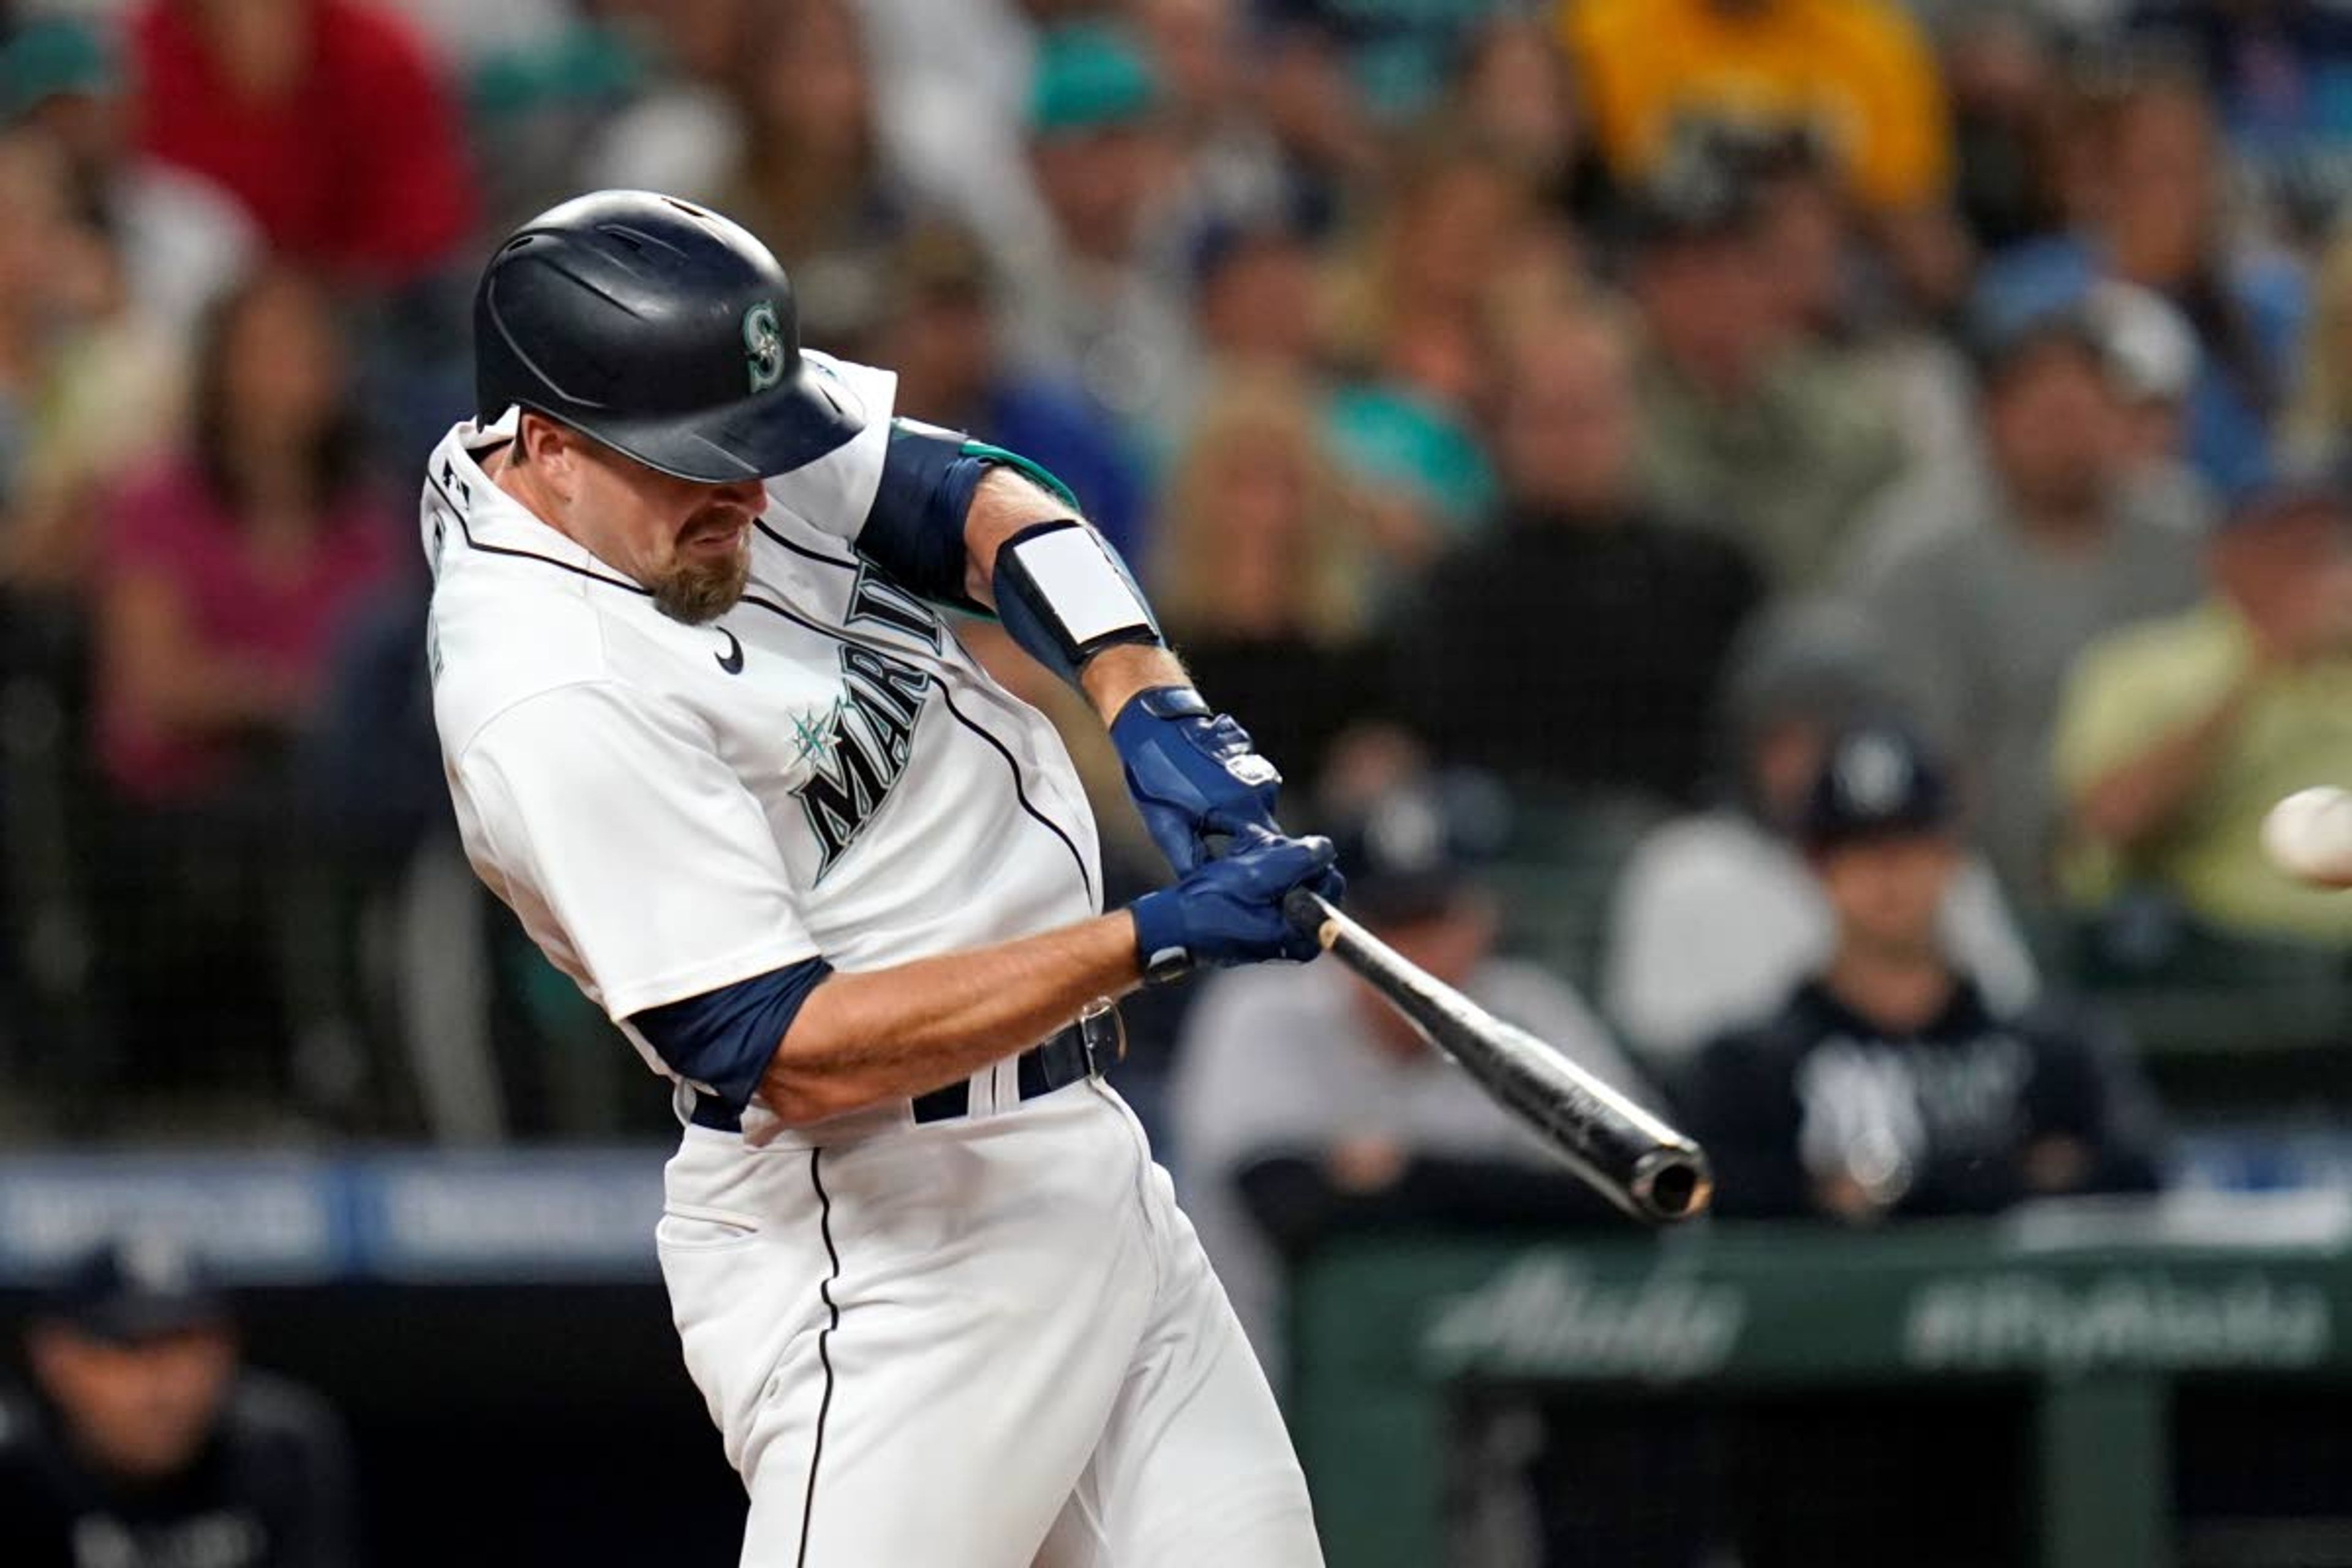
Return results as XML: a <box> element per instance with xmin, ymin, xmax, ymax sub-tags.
<box><xmin>1283</xmin><ymin>889</ymin><xmax>1714</xmax><ymax>1223</ymax></box>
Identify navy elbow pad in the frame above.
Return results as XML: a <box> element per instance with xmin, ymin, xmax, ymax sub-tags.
<box><xmin>629</xmin><ymin>954</ymin><xmax>834</xmax><ymax>1117</ymax></box>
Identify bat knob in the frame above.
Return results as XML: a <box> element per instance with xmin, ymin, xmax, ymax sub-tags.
<box><xmin>1281</xmin><ymin>886</ymin><xmax>1327</xmax><ymax>937</ymax></box>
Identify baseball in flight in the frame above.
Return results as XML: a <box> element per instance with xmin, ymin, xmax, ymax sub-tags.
<box><xmin>2261</xmin><ymin>786</ymin><xmax>2352</xmax><ymax>888</ymax></box>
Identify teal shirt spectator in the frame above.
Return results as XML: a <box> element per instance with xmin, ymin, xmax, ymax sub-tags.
<box><xmin>1322</xmin><ymin>383</ymin><xmax>1496</xmax><ymax>540</ymax></box>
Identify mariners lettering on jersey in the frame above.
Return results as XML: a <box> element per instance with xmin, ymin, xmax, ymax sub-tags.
<box><xmin>795</xmin><ymin>642</ymin><xmax>937</xmax><ymax>876</ymax></box>
<box><xmin>846</xmin><ymin>559</ymin><xmax>942</xmax><ymax>649</ymax></box>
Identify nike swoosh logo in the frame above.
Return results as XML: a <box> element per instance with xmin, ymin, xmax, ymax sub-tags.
<box><xmin>715</xmin><ymin>629</ymin><xmax>745</xmax><ymax>674</ymax></box>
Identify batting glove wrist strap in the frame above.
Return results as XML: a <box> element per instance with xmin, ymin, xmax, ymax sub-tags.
<box><xmin>1110</xmin><ymin>685</ymin><xmax>1284</xmax><ymax>876</ymax></box>
<box><xmin>1128</xmin><ymin>833</ymin><xmax>1341</xmax><ymax>981</ymax></box>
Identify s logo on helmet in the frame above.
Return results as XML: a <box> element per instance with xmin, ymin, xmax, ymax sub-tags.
<box><xmin>742</xmin><ymin>301</ymin><xmax>785</xmax><ymax>394</ymax></box>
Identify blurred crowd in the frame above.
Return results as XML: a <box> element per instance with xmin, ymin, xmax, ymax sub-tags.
<box><xmin>2</xmin><ymin>0</ymin><xmax>2352</xmax><ymax>1206</ymax></box>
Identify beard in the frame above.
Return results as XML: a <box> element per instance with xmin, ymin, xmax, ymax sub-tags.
<box><xmin>650</xmin><ymin>543</ymin><xmax>751</xmax><ymax>625</ymax></box>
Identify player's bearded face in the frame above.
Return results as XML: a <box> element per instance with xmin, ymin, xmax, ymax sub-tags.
<box><xmin>650</xmin><ymin>498</ymin><xmax>757</xmax><ymax>625</ymax></box>
<box><xmin>571</xmin><ymin>441</ymin><xmax>759</xmax><ymax>624</ymax></box>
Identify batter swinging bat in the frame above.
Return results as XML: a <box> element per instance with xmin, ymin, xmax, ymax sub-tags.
<box><xmin>1283</xmin><ymin>889</ymin><xmax>1714</xmax><ymax>1223</ymax></box>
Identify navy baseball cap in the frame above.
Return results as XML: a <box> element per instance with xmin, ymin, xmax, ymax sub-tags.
<box><xmin>39</xmin><ymin>1236</ymin><xmax>230</xmax><ymax>1345</ymax></box>
<box><xmin>1800</xmin><ymin>722</ymin><xmax>1955</xmax><ymax>851</ymax></box>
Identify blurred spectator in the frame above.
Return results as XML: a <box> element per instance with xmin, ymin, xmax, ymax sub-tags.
<box><xmin>1151</xmin><ymin>369</ymin><xmax>1382</xmax><ymax>804</ymax></box>
<box><xmin>1844</xmin><ymin>309</ymin><xmax>2206</xmax><ymax>897</ymax></box>
<box><xmin>2129</xmin><ymin>0</ymin><xmax>2352</xmax><ymax>237</ymax></box>
<box><xmin>1682</xmin><ymin>721</ymin><xmax>2165</xmax><ymax>1222</ymax></box>
<box><xmin>1445</xmin><ymin>15</ymin><xmax>1591</xmax><ymax>211</ymax></box>
<box><xmin>2087</xmin><ymin>276</ymin><xmax>2211</xmax><ymax>481</ymax></box>
<box><xmin>131</xmin><ymin>0</ymin><xmax>475</xmax><ymax>284</ymax></box>
<box><xmin>0</xmin><ymin>128</ymin><xmax>184</xmax><ymax>592</ymax></box>
<box><xmin>2053</xmin><ymin>465</ymin><xmax>2352</xmax><ymax>944</ymax></box>
<box><xmin>1604</xmin><ymin>601</ymin><xmax>2038</xmax><ymax>1065</ymax></box>
<box><xmin>92</xmin><ymin>266</ymin><xmax>398</xmax><ymax>1096</ymax></box>
<box><xmin>1561</xmin><ymin>0</ymin><xmax>1953</xmax><ymax>218</ymax></box>
<box><xmin>590</xmin><ymin>0</ymin><xmax>913</xmax><ymax>350</ymax></box>
<box><xmin>1134</xmin><ymin>0</ymin><xmax>1298</xmax><ymax>244</ymax></box>
<box><xmin>0</xmin><ymin>1235</ymin><xmax>359</xmax><ymax>1566</ymax></box>
<box><xmin>1006</xmin><ymin>20</ymin><xmax>1196</xmax><ymax>442</ymax></box>
<box><xmin>1975</xmin><ymin>55</ymin><xmax>2305</xmax><ymax>496</ymax></box>
<box><xmin>1170</xmin><ymin>769</ymin><xmax>1648</xmax><ymax>1362</ymax></box>
<box><xmin>858</xmin><ymin>0</ymin><xmax>1056</xmax><ymax>277</ymax></box>
<box><xmin>1942</xmin><ymin>7</ymin><xmax>2068</xmax><ymax>255</ymax></box>
<box><xmin>2282</xmin><ymin>224</ymin><xmax>2352</xmax><ymax>464</ymax></box>
<box><xmin>1624</xmin><ymin>135</ymin><xmax>1909</xmax><ymax>594</ymax></box>
<box><xmin>576</xmin><ymin>0</ymin><xmax>748</xmax><ymax>199</ymax></box>
<box><xmin>1259</xmin><ymin>0</ymin><xmax>1516</xmax><ymax>125</ymax></box>
<box><xmin>1322</xmin><ymin>145</ymin><xmax>1526</xmax><ymax>554</ymax></box>
<box><xmin>2</xmin><ymin>16</ymin><xmax>258</xmax><ymax>342</ymax></box>
<box><xmin>1188</xmin><ymin>211</ymin><xmax>1327</xmax><ymax>380</ymax></box>
<box><xmin>1395</xmin><ymin>306</ymin><xmax>1763</xmax><ymax>799</ymax></box>
<box><xmin>873</xmin><ymin>222</ymin><xmax>1145</xmax><ymax>564</ymax></box>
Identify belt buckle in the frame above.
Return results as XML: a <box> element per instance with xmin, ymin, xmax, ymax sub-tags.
<box><xmin>1076</xmin><ymin>999</ymin><xmax>1123</xmax><ymax>1079</ymax></box>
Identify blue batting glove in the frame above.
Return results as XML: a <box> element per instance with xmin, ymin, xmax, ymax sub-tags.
<box><xmin>1129</xmin><ymin>831</ymin><xmax>1344</xmax><ymax>983</ymax></box>
<box><xmin>1109</xmin><ymin>686</ymin><xmax>1284</xmax><ymax>875</ymax></box>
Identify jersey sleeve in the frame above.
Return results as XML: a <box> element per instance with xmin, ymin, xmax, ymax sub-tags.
<box><xmin>758</xmin><ymin>352</ymin><xmax>900</xmax><ymax>543</ymax></box>
<box><xmin>453</xmin><ymin>681</ymin><xmax>820</xmax><ymax>1019</ymax></box>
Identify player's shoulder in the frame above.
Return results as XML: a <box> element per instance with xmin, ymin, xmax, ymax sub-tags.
<box><xmin>429</xmin><ymin>567</ymin><xmax>616</xmax><ymax>758</ymax></box>
<box><xmin>759</xmin><ymin>350</ymin><xmax>900</xmax><ymax>538</ymax></box>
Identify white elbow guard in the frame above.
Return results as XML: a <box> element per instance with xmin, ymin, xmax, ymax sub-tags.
<box><xmin>991</xmin><ymin>520</ymin><xmax>1162</xmax><ymax>685</ymax></box>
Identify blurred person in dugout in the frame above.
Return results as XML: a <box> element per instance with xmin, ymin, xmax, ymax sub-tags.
<box><xmin>1619</xmin><ymin>124</ymin><xmax>1909</xmax><ymax>596</ymax></box>
<box><xmin>91</xmin><ymin>266</ymin><xmax>397</xmax><ymax>1102</ymax></box>
<box><xmin>0</xmin><ymin>1235</ymin><xmax>358</xmax><ymax>1567</ymax></box>
<box><xmin>1603</xmin><ymin>600</ymin><xmax>2038</xmax><ymax>1068</ymax></box>
<box><xmin>1169</xmin><ymin>767</ymin><xmax>1652</xmax><ymax>1368</ymax></box>
<box><xmin>1683</xmin><ymin>720</ymin><xmax>2165</xmax><ymax>1223</ymax></box>
<box><xmin>1393</xmin><ymin>302</ymin><xmax>1763</xmax><ymax>804</ymax></box>
<box><xmin>2054</xmin><ymin>461</ymin><xmax>2352</xmax><ymax>948</ymax></box>
<box><xmin>1841</xmin><ymin>304</ymin><xmax>2209</xmax><ymax>901</ymax></box>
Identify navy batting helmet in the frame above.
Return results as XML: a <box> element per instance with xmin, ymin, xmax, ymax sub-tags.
<box><xmin>473</xmin><ymin>190</ymin><xmax>864</xmax><ymax>483</ymax></box>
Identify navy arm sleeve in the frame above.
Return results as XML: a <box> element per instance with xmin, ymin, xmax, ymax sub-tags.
<box><xmin>859</xmin><ymin>419</ymin><xmax>1091</xmax><ymax>610</ymax></box>
<box><xmin>628</xmin><ymin>955</ymin><xmax>834</xmax><ymax>1116</ymax></box>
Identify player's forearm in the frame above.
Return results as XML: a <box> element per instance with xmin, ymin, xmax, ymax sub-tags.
<box><xmin>758</xmin><ymin>914</ymin><xmax>1144</xmax><ymax>1124</ymax></box>
<box><xmin>959</xmin><ymin>467</ymin><xmax>1069</xmax><ymax>605</ymax></box>
<box><xmin>956</xmin><ymin>468</ymin><xmax>1189</xmax><ymax>719</ymax></box>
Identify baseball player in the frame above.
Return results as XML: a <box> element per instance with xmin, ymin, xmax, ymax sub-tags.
<box><xmin>422</xmin><ymin>189</ymin><xmax>1341</xmax><ymax>1566</ymax></box>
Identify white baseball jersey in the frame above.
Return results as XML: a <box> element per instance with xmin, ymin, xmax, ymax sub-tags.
<box><xmin>420</xmin><ymin>352</ymin><xmax>1103</xmax><ymax>1138</ymax></box>
<box><xmin>421</xmin><ymin>353</ymin><xmax>1322</xmax><ymax>1566</ymax></box>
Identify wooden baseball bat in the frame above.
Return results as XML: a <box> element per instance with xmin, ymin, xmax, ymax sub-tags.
<box><xmin>1284</xmin><ymin>888</ymin><xmax>1713</xmax><ymax>1223</ymax></box>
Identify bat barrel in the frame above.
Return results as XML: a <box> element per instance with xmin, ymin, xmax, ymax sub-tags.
<box><xmin>1285</xmin><ymin>888</ymin><xmax>1716</xmax><ymax>1225</ymax></box>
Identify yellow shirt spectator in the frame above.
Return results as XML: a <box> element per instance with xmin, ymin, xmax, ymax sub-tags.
<box><xmin>2052</xmin><ymin>601</ymin><xmax>2352</xmax><ymax>944</ymax></box>
<box><xmin>1560</xmin><ymin>0</ymin><xmax>1951</xmax><ymax>211</ymax></box>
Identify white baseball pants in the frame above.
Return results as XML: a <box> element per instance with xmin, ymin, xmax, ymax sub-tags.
<box><xmin>658</xmin><ymin>1079</ymin><xmax>1325</xmax><ymax>1566</ymax></box>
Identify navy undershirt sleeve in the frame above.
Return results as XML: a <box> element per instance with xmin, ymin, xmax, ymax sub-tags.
<box><xmin>860</xmin><ymin>420</ymin><xmax>993</xmax><ymax>608</ymax></box>
<box><xmin>628</xmin><ymin>954</ymin><xmax>834</xmax><ymax>1115</ymax></box>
